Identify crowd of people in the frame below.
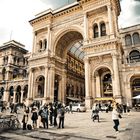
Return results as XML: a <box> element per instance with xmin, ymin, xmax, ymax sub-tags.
<box><xmin>21</xmin><ymin>102</ymin><xmax>65</xmax><ymax>130</ymax></box>
<box><xmin>0</xmin><ymin>100</ymin><xmax>132</xmax><ymax>134</ymax></box>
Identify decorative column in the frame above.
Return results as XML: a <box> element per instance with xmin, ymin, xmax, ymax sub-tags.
<box><xmin>91</xmin><ymin>76</ymin><xmax>96</xmax><ymax>99</ymax></box>
<box><xmin>95</xmin><ymin>73</ymin><xmax>101</xmax><ymax>97</ymax></box>
<box><xmin>84</xmin><ymin>13</ymin><xmax>88</xmax><ymax>43</ymax></box>
<box><xmin>61</xmin><ymin>73</ymin><xmax>67</xmax><ymax>103</ymax></box>
<box><xmin>107</xmin><ymin>5</ymin><xmax>113</xmax><ymax>35</ymax></box>
<box><xmin>112</xmin><ymin>53</ymin><xmax>122</xmax><ymax>103</ymax></box>
<box><xmin>3</xmin><ymin>90</ymin><xmax>8</xmax><ymax>102</ymax></box>
<box><xmin>26</xmin><ymin>68</ymin><xmax>34</xmax><ymax>105</ymax></box>
<box><xmin>43</xmin><ymin>66</ymin><xmax>49</xmax><ymax>105</ymax></box>
<box><xmin>98</xmin><ymin>23</ymin><xmax>101</xmax><ymax>37</ymax></box>
<box><xmin>13</xmin><ymin>91</ymin><xmax>16</xmax><ymax>103</ymax></box>
<box><xmin>84</xmin><ymin>57</ymin><xmax>93</xmax><ymax>109</ymax></box>
<box><xmin>46</xmin><ymin>25</ymin><xmax>51</xmax><ymax>51</ymax></box>
<box><xmin>32</xmin><ymin>31</ymin><xmax>37</xmax><ymax>54</ymax></box>
<box><xmin>47</xmin><ymin>66</ymin><xmax>55</xmax><ymax>102</ymax></box>
<box><xmin>20</xmin><ymin>90</ymin><xmax>24</xmax><ymax>103</ymax></box>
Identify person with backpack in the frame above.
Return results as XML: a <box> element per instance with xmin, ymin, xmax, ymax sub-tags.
<box><xmin>40</xmin><ymin>105</ymin><xmax>49</xmax><ymax>129</ymax></box>
<box><xmin>31</xmin><ymin>106</ymin><xmax>38</xmax><ymax>129</ymax></box>
<box><xmin>57</xmin><ymin>105</ymin><xmax>65</xmax><ymax>129</ymax></box>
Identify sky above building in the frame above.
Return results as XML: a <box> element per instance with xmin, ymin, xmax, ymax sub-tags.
<box><xmin>0</xmin><ymin>0</ymin><xmax>140</xmax><ymax>51</ymax></box>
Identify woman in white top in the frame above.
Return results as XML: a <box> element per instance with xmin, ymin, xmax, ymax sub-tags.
<box><xmin>112</xmin><ymin>105</ymin><xmax>120</xmax><ymax>132</ymax></box>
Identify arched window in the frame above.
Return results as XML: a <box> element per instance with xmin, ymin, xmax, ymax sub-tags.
<box><xmin>100</xmin><ymin>22</ymin><xmax>106</xmax><ymax>36</ymax></box>
<box><xmin>13</xmin><ymin>68</ymin><xmax>19</xmax><ymax>79</ymax></box>
<box><xmin>93</xmin><ymin>24</ymin><xmax>99</xmax><ymax>38</ymax></box>
<box><xmin>39</xmin><ymin>40</ymin><xmax>43</xmax><ymax>51</ymax></box>
<box><xmin>129</xmin><ymin>50</ymin><xmax>140</xmax><ymax>62</ymax></box>
<box><xmin>44</xmin><ymin>39</ymin><xmax>47</xmax><ymax>50</ymax></box>
<box><xmin>133</xmin><ymin>32</ymin><xmax>140</xmax><ymax>45</ymax></box>
<box><xmin>125</xmin><ymin>34</ymin><xmax>132</xmax><ymax>46</ymax></box>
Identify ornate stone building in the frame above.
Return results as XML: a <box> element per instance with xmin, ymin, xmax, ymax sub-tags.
<box><xmin>0</xmin><ymin>0</ymin><xmax>140</xmax><ymax>108</ymax></box>
<box><xmin>27</xmin><ymin>0</ymin><xmax>121</xmax><ymax>108</ymax></box>
<box><xmin>0</xmin><ymin>40</ymin><xmax>29</xmax><ymax>105</ymax></box>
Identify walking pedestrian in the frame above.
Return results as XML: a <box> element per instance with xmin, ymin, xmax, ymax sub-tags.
<box><xmin>112</xmin><ymin>104</ymin><xmax>120</xmax><ymax>133</ymax></box>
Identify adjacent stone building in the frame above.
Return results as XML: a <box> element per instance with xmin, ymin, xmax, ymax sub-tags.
<box><xmin>0</xmin><ymin>0</ymin><xmax>140</xmax><ymax>108</ymax></box>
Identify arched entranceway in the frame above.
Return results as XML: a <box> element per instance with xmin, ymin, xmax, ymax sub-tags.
<box><xmin>93</xmin><ymin>67</ymin><xmax>113</xmax><ymax>99</ymax></box>
<box><xmin>130</xmin><ymin>77</ymin><xmax>140</xmax><ymax>106</ymax></box>
<box><xmin>54</xmin><ymin>30</ymin><xmax>85</xmax><ymax>104</ymax></box>
<box><xmin>102</xmin><ymin>73</ymin><xmax>113</xmax><ymax>97</ymax></box>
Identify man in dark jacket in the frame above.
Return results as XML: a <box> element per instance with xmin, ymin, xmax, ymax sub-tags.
<box><xmin>57</xmin><ymin>105</ymin><xmax>65</xmax><ymax>129</ymax></box>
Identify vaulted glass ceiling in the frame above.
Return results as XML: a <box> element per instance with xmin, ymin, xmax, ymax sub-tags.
<box><xmin>68</xmin><ymin>41</ymin><xmax>84</xmax><ymax>60</ymax></box>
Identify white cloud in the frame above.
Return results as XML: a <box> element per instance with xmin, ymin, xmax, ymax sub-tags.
<box><xmin>0</xmin><ymin>0</ymin><xmax>51</xmax><ymax>51</ymax></box>
<box><xmin>0</xmin><ymin>0</ymin><xmax>140</xmax><ymax>51</ymax></box>
<box><xmin>119</xmin><ymin>0</ymin><xmax>140</xmax><ymax>28</ymax></box>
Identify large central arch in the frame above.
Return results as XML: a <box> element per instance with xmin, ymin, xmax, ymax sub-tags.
<box><xmin>53</xmin><ymin>29</ymin><xmax>85</xmax><ymax>104</ymax></box>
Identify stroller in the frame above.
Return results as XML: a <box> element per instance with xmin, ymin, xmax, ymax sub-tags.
<box><xmin>91</xmin><ymin>109</ymin><xmax>99</xmax><ymax>122</ymax></box>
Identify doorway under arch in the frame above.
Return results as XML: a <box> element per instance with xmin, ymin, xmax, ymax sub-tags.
<box><xmin>130</xmin><ymin>77</ymin><xmax>140</xmax><ymax>106</ymax></box>
<box><xmin>94</xmin><ymin>67</ymin><xmax>113</xmax><ymax>98</ymax></box>
<box><xmin>54</xmin><ymin>30</ymin><xmax>85</xmax><ymax>104</ymax></box>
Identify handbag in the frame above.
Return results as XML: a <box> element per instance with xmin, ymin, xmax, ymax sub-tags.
<box><xmin>118</xmin><ymin>114</ymin><xmax>122</xmax><ymax>119</ymax></box>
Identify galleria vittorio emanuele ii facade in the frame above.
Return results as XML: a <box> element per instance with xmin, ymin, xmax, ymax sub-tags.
<box><xmin>0</xmin><ymin>0</ymin><xmax>140</xmax><ymax>108</ymax></box>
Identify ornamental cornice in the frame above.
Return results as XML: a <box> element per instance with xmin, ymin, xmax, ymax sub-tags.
<box><xmin>29</xmin><ymin>3</ymin><xmax>82</xmax><ymax>26</ymax></box>
<box><xmin>79</xmin><ymin>0</ymin><xmax>120</xmax><ymax>16</ymax></box>
<box><xmin>83</xmin><ymin>38</ymin><xmax>118</xmax><ymax>50</ymax></box>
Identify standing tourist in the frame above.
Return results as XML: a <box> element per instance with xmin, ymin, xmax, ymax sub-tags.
<box><xmin>57</xmin><ymin>105</ymin><xmax>65</xmax><ymax>129</ymax></box>
<box><xmin>31</xmin><ymin>106</ymin><xmax>38</xmax><ymax>129</ymax></box>
<box><xmin>22</xmin><ymin>109</ymin><xmax>29</xmax><ymax>130</ymax></box>
<box><xmin>40</xmin><ymin>105</ymin><xmax>49</xmax><ymax>129</ymax></box>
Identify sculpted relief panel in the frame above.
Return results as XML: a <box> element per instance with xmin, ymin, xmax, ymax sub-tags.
<box><xmin>90</xmin><ymin>54</ymin><xmax>113</xmax><ymax>71</ymax></box>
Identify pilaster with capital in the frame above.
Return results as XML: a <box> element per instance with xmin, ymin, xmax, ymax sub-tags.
<box><xmin>107</xmin><ymin>5</ymin><xmax>113</xmax><ymax>35</ymax></box>
<box><xmin>84</xmin><ymin>57</ymin><xmax>93</xmax><ymax>108</ymax></box>
<box><xmin>27</xmin><ymin>68</ymin><xmax>34</xmax><ymax>100</ymax></box>
<box><xmin>46</xmin><ymin>25</ymin><xmax>51</xmax><ymax>52</ymax></box>
<box><xmin>95</xmin><ymin>73</ymin><xmax>101</xmax><ymax>97</ymax></box>
<box><xmin>61</xmin><ymin>73</ymin><xmax>67</xmax><ymax>103</ymax></box>
<box><xmin>112</xmin><ymin>53</ymin><xmax>122</xmax><ymax>101</ymax></box>
<box><xmin>84</xmin><ymin>13</ymin><xmax>89</xmax><ymax>42</ymax></box>
<box><xmin>48</xmin><ymin>66</ymin><xmax>55</xmax><ymax>102</ymax></box>
<box><xmin>32</xmin><ymin>31</ymin><xmax>37</xmax><ymax>54</ymax></box>
<box><xmin>3</xmin><ymin>90</ymin><xmax>9</xmax><ymax>102</ymax></box>
<box><xmin>44</xmin><ymin>67</ymin><xmax>49</xmax><ymax>99</ymax></box>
